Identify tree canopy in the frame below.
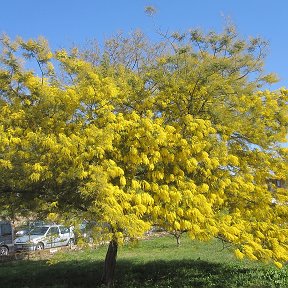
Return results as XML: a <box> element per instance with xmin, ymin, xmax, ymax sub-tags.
<box><xmin>0</xmin><ymin>26</ymin><xmax>288</xmax><ymax>272</ymax></box>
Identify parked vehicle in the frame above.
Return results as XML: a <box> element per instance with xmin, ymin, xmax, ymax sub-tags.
<box><xmin>0</xmin><ymin>221</ymin><xmax>14</xmax><ymax>256</ymax></box>
<box><xmin>14</xmin><ymin>224</ymin><xmax>74</xmax><ymax>251</ymax></box>
<box><xmin>76</xmin><ymin>220</ymin><xmax>97</xmax><ymax>244</ymax></box>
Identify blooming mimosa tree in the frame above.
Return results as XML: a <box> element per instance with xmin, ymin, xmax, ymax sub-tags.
<box><xmin>0</xmin><ymin>28</ymin><xmax>287</xmax><ymax>286</ymax></box>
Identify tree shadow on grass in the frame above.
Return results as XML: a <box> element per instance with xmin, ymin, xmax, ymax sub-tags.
<box><xmin>0</xmin><ymin>258</ymin><xmax>282</xmax><ymax>288</ymax></box>
<box><xmin>115</xmin><ymin>259</ymin><xmax>262</xmax><ymax>288</ymax></box>
<box><xmin>0</xmin><ymin>259</ymin><xmax>104</xmax><ymax>288</ymax></box>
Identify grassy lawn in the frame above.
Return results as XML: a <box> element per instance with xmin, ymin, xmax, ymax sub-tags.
<box><xmin>0</xmin><ymin>234</ymin><xmax>287</xmax><ymax>287</ymax></box>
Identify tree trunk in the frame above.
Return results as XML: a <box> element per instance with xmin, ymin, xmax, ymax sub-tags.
<box><xmin>101</xmin><ymin>239</ymin><xmax>118</xmax><ymax>287</ymax></box>
<box><xmin>176</xmin><ymin>235</ymin><xmax>180</xmax><ymax>246</ymax></box>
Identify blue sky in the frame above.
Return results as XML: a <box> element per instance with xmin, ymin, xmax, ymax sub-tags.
<box><xmin>1</xmin><ymin>0</ymin><xmax>287</xmax><ymax>146</ymax></box>
<box><xmin>1</xmin><ymin>0</ymin><xmax>287</xmax><ymax>89</ymax></box>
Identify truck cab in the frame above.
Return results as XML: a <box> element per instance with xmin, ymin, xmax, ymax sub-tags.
<box><xmin>0</xmin><ymin>221</ymin><xmax>14</xmax><ymax>256</ymax></box>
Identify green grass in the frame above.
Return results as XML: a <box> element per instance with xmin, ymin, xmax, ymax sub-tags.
<box><xmin>0</xmin><ymin>234</ymin><xmax>287</xmax><ymax>287</ymax></box>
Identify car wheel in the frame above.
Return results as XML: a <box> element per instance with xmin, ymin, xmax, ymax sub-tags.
<box><xmin>0</xmin><ymin>246</ymin><xmax>8</xmax><ymax>256</ymax></box>
<box><xmin>35</xmin><ymin>242</ymin><xmax>44</xmax><ymax>250</ymax></box>
<box><xmin>68</xmin><ymin>238</ymin><xmax>74</xmax><ymax>246</ymax></box>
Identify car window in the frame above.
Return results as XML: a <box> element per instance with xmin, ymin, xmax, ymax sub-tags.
<box><xmin>59</xmin><ymin>226</ymin><xmax>70</xmax><ymax>234</ymax></box>
<box><xmin>30</xmin><ymin>226</ymin><xmax>49</xmax><ymax>235</ymax></box>
<box><xmin>0</xmin><ymin>223</ymin><xmax>12</xmax><ymax>236</ymax></box>
<box><xmin>48</xmin><ymin>227</ymin><xmax>59</xmax><ymax>235</ymax></box>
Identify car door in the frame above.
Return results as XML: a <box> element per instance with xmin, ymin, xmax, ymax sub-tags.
<box><xmin>0</xmin><ymin>222</ymin><xmax>13</xmax><ymax>245</ymax></box>
<box><xmin>59</xmin><ymin>226</ymin><xmax>71</xmax><ymax>246</ymax></box>
<box><xmin>46</xmin><ymin>227</ymin><xmax>61</xmax><ymax>248</ymax></box>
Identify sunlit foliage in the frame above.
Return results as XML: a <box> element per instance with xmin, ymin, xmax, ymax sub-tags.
<box><xmin>0</xmin><ymin>27</ymin><xmax>288</xmax><ymax>267</ymax></box>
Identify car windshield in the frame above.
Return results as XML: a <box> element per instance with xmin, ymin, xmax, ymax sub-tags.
<box><xmin>29</xmin><ymin>226</ymin><xmax>49</xmax><ymax>235</ymax></box>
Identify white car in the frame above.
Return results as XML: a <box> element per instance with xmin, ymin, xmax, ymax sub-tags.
<box><xmin>14</xmin><ymin>225</ymin><xmax>74</xmax><ymax>251</ymax></box>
